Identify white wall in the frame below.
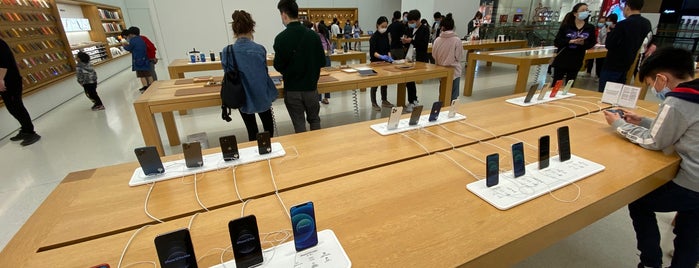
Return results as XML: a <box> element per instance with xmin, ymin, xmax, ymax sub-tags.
<box><xmin>0</xmin><ymin>0</ymin><xmax>132</xmax><ymax>139</ymax></box>
<box><xmin>400</xmin><ymin>0</ymin><xmax>479</xmax><ymax>39</ymax></box>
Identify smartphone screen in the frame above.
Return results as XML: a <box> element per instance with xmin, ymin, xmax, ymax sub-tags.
<box><xmin>220</xmin><ymin>135</ymin><xmax>239</xmax><ymax>161</ymax></box>
<box><xmin>537</xmin><ymin>83</ymin><xmax>550</xmax><ymax>100</ymax></box>
<box><xmin>228</xmin><ymin>215</ymin><xmax>264</xmax><ymax>268</ymax></box>
<box><xmin>512</xmin><ymin>142</ymin><xmax>525</xmax><ymax>177</ymax></box>
<box><xmin>539</xmin><ymin>135</ymin><xmax>550</xmax><ymax>169</ymax></box>
<box><xmin>486</xmin><ymin>153</ymin><xmax>499</xmax><ymax>187</ymax></box>
<box><xmin>154</xmin><ymin>228</ymin><xmax>198</xmax><ymax>268</ymax></box>
<box><xmin>408</xmin><ymin>105</ymin><xmax>423</xmax><ymax>125</ymax></box>
<box><xmin>549</xmin><ymin>80</ymin><xmax>563</xmax><ymax>98</ymax></box>
<box><xmin>183</xmin><ymin>142</ymin><xmax>203</xmax><ymax>168</ymax></box>
<box><xmin>557</xmin><ymin>126</ymin><xmax>571</xmax><ymax>162</ymax></box>
<box><xmin>290</xmin><ymin>201</ymin><xmax>319</xmax><ymax>251</ymax></box>
<box><xmin>134</xmin><ymin>146</ymin><xmax>165</xmax><ymax>175</ymax></box>
<box><xmin>448</xmin><ymin>99</ymin><xmax>459</xmax><ymax>118</ymax></box>
<box><xmin>257</xmin><ymin>131</ymin><xmax>271</xmax><ymax>155</ymax></box>
<box><xmin>387</xmin><ymin>106</ymin><xmax>403</xmax><ymax>130</ymax></box>
<box><xmin>428</xmin><ymin>101</ymin><xmax>443</xmax><ymax>122</ymax></box>
<box><xmin>524</xmin><ymin>84</ymin><xmax>538</xmax><ymax>103</ymax></box>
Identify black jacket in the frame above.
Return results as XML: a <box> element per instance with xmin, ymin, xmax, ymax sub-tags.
<box><xmin>406</xmin><ymin>24</ymin><xmax>431</xmax><ymax>62</ymax></box>
<box><xmin>552</xmin><ymin>23</ymin><xmax>596</xmax><ymax>70</ymax></box>
<box><xmin>370</xmin><ymin>31</ymin><xmax>391</xmax><ymax>62</ymax></box>
<box><xmin>387</xmin><ymin>21</ymin><xmax>406</xmax><ymax>49</ymax></box>
<box><xmin>273</xmin><ymin>22</ymin><xmax>326</xmax><ymax>92</ymax></box>
<box><xmin>604</xmin><ymin>14</ymin><xmax>652</xmax><ymax>72</ymax></box>
<box><xmin>0</xmin><ymin>38</ymin><xmax>22</xmax><ymax>92</ymax></box>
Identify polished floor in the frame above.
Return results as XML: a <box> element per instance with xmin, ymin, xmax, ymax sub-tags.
<box><xmin>0</xmin><ymin>60</ymin><xmax>676</xmax><ymax>267</ymax></box>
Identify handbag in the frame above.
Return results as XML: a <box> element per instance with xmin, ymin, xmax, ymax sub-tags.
<box><xmin>220</xmin><ymin>45</ymin><xmax>246</xmax><ymax>122</ymax></box>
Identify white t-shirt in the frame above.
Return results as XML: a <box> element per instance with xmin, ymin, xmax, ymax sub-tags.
<box><xmin>331</xmin><ymin>24</ymin><xmax>341</xmax><ymax>36</ymax></box>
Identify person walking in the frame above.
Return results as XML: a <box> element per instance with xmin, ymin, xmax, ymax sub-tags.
<box><xmin>76</xmin><ymin>52</ymin><xmax>104</xmax><ymax>111</ymax></box>
<box><xmin>0</xmin><ymin>38</ymin><xmax>40</xmax><ymax>146</ymax></box>
<box><xmin>273</xmin><ymin>0</ymin><xmax>326</xmax><ymax>133</ymax></box>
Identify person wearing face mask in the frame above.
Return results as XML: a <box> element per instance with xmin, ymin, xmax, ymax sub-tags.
<box><xmin>401</xmin><ymin>9</ymin><xmax>430</xmax><ymax>113</ymax></box>
<box><xmin>598</xmin><ymin>0</ymin><xmax>651</xmax><ymax>92</ymax></box>
<box><xmin>432</xmin><ymin>13</ymin><xmax>463</xmax><ymax>101</ymax></box>
<box><xmin>273</xmin><ymin>0</ymin><xmax>326</xmax><ymax>133</ymax></box>
<box><xmin>467</xmin><ymin>11</ymin><xmax>483</xmax><ymax>39</ymax></box>
<box><xmin>352</xmin><ymin>20</ymin><xmax>362</xmax><ymax>51</ymax></box>
<box><xmin>583</xmin><ymin>16</ymin><xmax>607</xmax><ymax>78</ymax></box>
<box><xmin>369</xmin><ymin>16</ymin><xmax>394</xmax><ymax>111</ymax></box>
<box><xmin>551</xmin><ymin>3</ymin><xmax>596</xmax><ymax>86</ymax></box>
<box><xmin>430</xmin><ymin>12</ymin><xmax>443</xmax><ymax>42</ymax></box>
<box><xmin>593</xmin><ymin>14</ymin><xmax>617</xmax><ymax>81</ymax></box>
<box><xmin>343</xmin><ymin>19</ymin><xmax>352</xmax><ymax>51</ymax></box>
<box><xmin>387</xmin><ymin>11</ymin><xmax>407</xmax><ymax>60</ymax></box>
<box><xmin>603</xmin><ymin>47</ymin><xmax>699</xmax><ymax>268</ymax></box>
<box><xmin>403</xmin><ymin>11</ymin><xmax>409</xmax><ymax>24</ymax></box>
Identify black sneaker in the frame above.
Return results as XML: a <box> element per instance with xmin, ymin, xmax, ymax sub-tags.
<box><xmin>9</xmin><ymin>132</ymin><xmax>30</xmax><ymax>141</ymax></box>
<box><xmin>20</xmin><ymin>133</ymin><xmax>41</xmax><ymax>146</ymax></box>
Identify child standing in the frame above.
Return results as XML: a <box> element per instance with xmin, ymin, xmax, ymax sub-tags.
<box><xmin>76</xmin><ymin>52</ymin><xmax>104</xmax><ymax>111</ymax></box>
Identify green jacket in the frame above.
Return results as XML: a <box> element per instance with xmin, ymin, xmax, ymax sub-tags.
<box><xmin>273</xmin><ymin>21</ymin><xmax>326</xmax><ymax>92</ymax></box>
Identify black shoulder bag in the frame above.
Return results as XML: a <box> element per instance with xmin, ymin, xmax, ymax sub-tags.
<box><xmin>220</xmin><ymin>45</ymin><xmax>246</xmax><ymax>122</ymax></box>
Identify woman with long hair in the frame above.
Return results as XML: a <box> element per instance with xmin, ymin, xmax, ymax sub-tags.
<box><xmin>551</xmin><ymin>3</ymin><xmax>596</xmax><ymax>85</ymax></box>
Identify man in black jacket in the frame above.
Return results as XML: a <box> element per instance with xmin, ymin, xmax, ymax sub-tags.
<box><xmin>598</xmin><ymin>0</ymin><xmax>652</xmax><ymax>92</ymax></box>
<box><xmin>401</xmin><ymin>9</ymin><xmax>430</xmax><ymax>112</ymax></box>
<box><xmin>273</xmin><ymin>0</ymin><xmax>326</xmax><ymax>133</ymax></box>
<box><xmin>387</xmin><ymin>11</ymin><xmax>406</xmax><ymax>60</ymax></box>
<box><xmin>0</xmin><ymin>38</ymin><xmax>40</xmax><ymax>146</ymax></box>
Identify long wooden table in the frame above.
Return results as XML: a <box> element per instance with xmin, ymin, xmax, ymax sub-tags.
<box><xmin>167</xmin><ymin>51</ymin><xmax>368</xmax><ymax>79</ymax></box>
<box><xmin>17</xmin><ymin>103</ymin><xmax>678</xmax><ymax>267</ymax></box>
<box><xmin>331</xmin><ymin>35</ymin><xmax>371</xmax><ymax>50</ymax></box>
<box><xmin>464</xmin><ymin>46</ymin><xmax>609</xmax><ymax>97</ymax></box>
<box><xmin>428</xmin><ymin>39</ymin><xmax>528</xmax><ymax>58</ymax></box>
<box><xmin>1</xmin><ymin>90</ymin><xmax>622</xmax><ymax>266</ymax></box>
<box><xmin>137</xmin><ymin>62</ymin><xmax>454</xmax><ymax>154</ymax></box>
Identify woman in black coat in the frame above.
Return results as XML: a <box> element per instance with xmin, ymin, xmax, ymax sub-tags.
<box><xmin>551</xmin><ymin>3</ymin><xmax>596</xmax><ymax>85</ymax></box>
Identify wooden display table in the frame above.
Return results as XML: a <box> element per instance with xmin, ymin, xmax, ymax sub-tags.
<box><xmin>167</xmin><ymin>51</ymin><xmax>368</xmax><ymax>79</ymax></box>
<box><xmin>137</xmin><ymin>62</ymin><xmax>454</xmax><ymax>154</ymax></box>
<box><xmin>19</xmin><ymin>113</ymin><xmax>679</xmax><ymax>267</ymax></box>
<box><xmin>331</xmin><ymin>35</ymin><xmax>371</xmax><ymax>50</ymax></box>
<box><xmin>464</xmin><ymin>46</ymin><xmax>609</xmax><ymax>97</ymax></box>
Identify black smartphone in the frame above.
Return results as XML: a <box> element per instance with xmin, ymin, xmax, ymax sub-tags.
<box><xmin>134</xmin><ymin>146</ymin><xmax>165</xmax><ymax>176</ymax></box>
<box><xmin>606</xmin><ymin>109</ymin><xmax>625</xmax><ymax>118</ymax></box>
<box><xmin>428</xmin><ymin>101</ymin><xmax>443</xmax><ymax>122</ymax></box>
<box><xmin>486</xmin><ymin>153</ymin><xmax>499</xmax><ymax>187</ymax></box>
<box><xmin>257</xmin><ymin>131</ymin><xmax>271</xmax><ymax>155</ymax></box>
<box><xmin>290</xmin><ymin>201</ymin><xmax>319</xmax><ymax>252</ymax></box>
<box><xmin>228</xmin><ymin>215</ymin><xmax>264</xmax><ymax>268</ymax></box>
<box><xmin>557</xmin><ymin>126</ymin><xmax>571</xmax><ymax>162</ymax></box>
<box><xmin>182</xmin><ymin>141</ymin><xmax>203</xmax><ymax>168</ymax></box>
<box><xmin>408</xmin><ymin>105</ymin><xmax>424</xmax><ymax>125</ymax></box>
<box><xmin>512</xmin><ymin>142</ymin><xmax>525</xmax><ymax>178</ymax></box>
<box><xmin>154</xmin><ymin>228</ymin><xmax>198</xmax><ymax>268</ymax></box>
<box><xmin>539</xmin><ymin>135</ymin><xmax>550</xmax><ymax>170</ymax></box>
<box><xmin>219</xmin><ymin>135</ymin><xmax>239</xmax><ymax>161</ymax></box>
<box><xmin>524</xmin><ymin>84</ymin><xmax>538</xmax><ymax>103</ymax></box>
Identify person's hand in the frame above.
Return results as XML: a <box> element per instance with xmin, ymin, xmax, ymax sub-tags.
<box><xmin>619</xmin><ymin>109</ymin><xmax>644</xmax><ymax>125</ymax></box>
<box><xmin>402</xmin><ymin>37</ymin><xmax>412</xmax><ymax>44</ymax></box>
<box><xmin>387</xmin><ymin>55</ymin><xmax>394</xmax><ymax>63</ymax></box>
<box><xmin>569</xmin><ymin>38</ymin><xmax>584</xmax><ymax>45</ymax></box>
<box><xmin>603</xmin><ymin>110</ymin><xmax>622</xmax><ymax>125</ymax></box>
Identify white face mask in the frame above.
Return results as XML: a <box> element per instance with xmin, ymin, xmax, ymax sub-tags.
<box><xmin>378</xmin><ymin>27</ymin><xmax>387</xmax><ymax>33</ymax></box>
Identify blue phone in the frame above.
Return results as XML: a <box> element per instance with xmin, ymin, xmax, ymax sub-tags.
<box><xmin>290</xmin><ymin>201</ymin><xmax>318</xmax><ymax>252</ymax></box>
<box><xmin>428</xmin><ymin>101</ymin><xmax>443</xmax><ymax>122</ymax></box>
<box><xmin>512</xmin><ymin>142</ymin><xmax>525</xmax><ymax>178</ymax></box>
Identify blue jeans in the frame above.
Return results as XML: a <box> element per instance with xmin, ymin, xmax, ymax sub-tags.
<box><xmin>598</xmin><ymin>69</ymin><xmax>626</xmax><ymax>92</ymax></box>
<box><xmin>629</xmin><ymin>181</ymin><xmax>699</xmax><ymax>268</ymax></box>
<box><xmin>450</xmin><ymin>77</ymin><xmax>460</xmax><ymax>101</ymax></box>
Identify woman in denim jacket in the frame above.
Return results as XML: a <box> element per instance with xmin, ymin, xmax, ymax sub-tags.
<box><xmin>221</xmin><ymin>10</ymin><xmax>278</xmax><ymax>141</ymax></box>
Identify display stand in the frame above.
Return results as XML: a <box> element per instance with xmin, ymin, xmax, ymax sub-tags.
<box><xmin>210</xmin><ymin>229</ymin><xmax>352</xmax><ymax>268</ymax></box>
<box><xmin>505</xmin><ymin>92</ymin><xmax>577</xmax><ymax>107</ymax></box>
<box><xmin>466</xmin><ymin>154</ymin><xmax>605</xmax><ymax>210</ymax></box>
<box><xmin>128</xmin><ymin>142</ymin><xmax>286</xmax><ymax>186</ymax></box>
<box><xmin>370</xmin><ymin>111</ymin><xmax>467</xmax><ymax>136</ymax></box>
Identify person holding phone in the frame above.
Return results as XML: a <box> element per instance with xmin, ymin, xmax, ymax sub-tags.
<box><xmin>222</xmin><ymin>10</ymin><xmax>278</xmax><ymax>141</ymax></box>
<box><xmin>369</xmin><ymin>16</ymin><xmax>394</xmax><ymax>111</ymax></box>
<box><xmin>603</xmin><ymin>47</ymin><xmax>699</xmax><ymax>268</ymax></box>
<box><xmin>401</xmin><ymin>9</ymin><xmax>430</xmax><ymax>113</ymax></box>
<box><xmin>551</xmin><ymin>3</ymin><xmax>596</xmax><ymax>86</ymax></box>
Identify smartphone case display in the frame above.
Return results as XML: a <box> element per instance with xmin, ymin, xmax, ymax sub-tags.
<box><xmin>0</xmin><ymin>0</ymin><xmax>74</xmax><ymax>95</ymax></box>
<box><xmin>71</xmin><ymin>42</ymin><xmax>107</xmax><ymax>64</ymax></box>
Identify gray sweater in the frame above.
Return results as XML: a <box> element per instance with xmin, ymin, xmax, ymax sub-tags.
<box><xmin>611</xmin><ymin>80</ymin><xmax>699</xmax><ymax>192</ymax></box>
<box><xmin>76</xmin><ymin>61</ymin><xmax>97</xmax><ymax>85</ymax></box>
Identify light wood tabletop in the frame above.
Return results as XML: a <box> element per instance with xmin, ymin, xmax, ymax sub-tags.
<box><xmin>331</xmin><ymin>35</ymin><xmax>371</xmax><ymax>49</ymax></box>
<box><xmin>427</xmin><ymin>39</ymin><xmax>528</xmax><ymax>53</ymax></box>
<box><xmin>137</xmin><ymin>62</ymin><xmax>454</xmax><ymax>154</ymax></box>
<box><xmin>22</xmin><ymin>113</ymin><xmax>679</xmax><ymax>268</ymax></box>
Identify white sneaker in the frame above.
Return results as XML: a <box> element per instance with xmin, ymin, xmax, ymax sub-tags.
<box><xmin>405</xmin><ymin>101</ymin><xmax>418</xmax><ymax>113</ymax></box>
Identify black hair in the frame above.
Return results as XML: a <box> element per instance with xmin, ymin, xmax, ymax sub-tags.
<box><xmin>317</xmin><ymin>22</ymin><xmax>329</xmax><ymax>40</ymax></box>
<box><xmin>638</xmin><ymin>47</ymin><xmax>695</xmax><ymax>82</ymax></box>
<box><xmin>407</xmin><ymin>9</ymin><xmax>421</xmax><ymax>22</ymax></box>
<box><xmin>277</xmin><ymin>0</ymin><xmax>299</xmax><ymax>19</ymax></box>
<box><xmin>333</xmin><ymin>17</ymin><xmax>338</xmax><ymax>23</ymax></box>
<box><xmin>77</xmin><ymin>51</ymin><xmax>90</xmax><ymax>63</ymax></box>
<box><xmin>120</xmin><ymin>29</ymin><xmax>130</xmax><ymax>38</ymax></box>
<box><xmin>393</xmin><ymin>11</ymin><xmax>401</xmax><ymax>20</ymax></box>
<box><xmin>433</xmin><ymin>12</ymin><xmax>442</xmax><ymax>19</ymax></box>
<box><xmin>376</xmin><ymin>16</ymin><xmax>388</xmax><ymax>26</ymax></box>
<box><xmin>607</xmin><ymin>13</ymin><xmax>618</xmax><ymax>23</ymax></box>
<box><xmin>561</xmin><ymin>3</ymin><xmax>588</xmax><ymax>27</ymax></box>
<box><xmin>127</xmin><ymin>26</ymin><xmax>140</xmax><ymax>35</ymax></box>
<box><xmin>303</xmin><ymin>20</ymin><xmax>313</xmax><ymax>29</ymax></box>
<box><xmin>472</xmin><ymin>11</ymin><xmax>483</xmax><ymax>20</ymax></box>
<box><xmin>421</xmin><ymin>19</ymin><xmax>428</xmax><ymax>25</ymax></box>
<box><xmin>626</xmin><ymin>0</ymin><xmax>644</xmax><ymax>11</ymax></box>
<box><xmin>441</xmin><ymin>13</ymin><xmax>455</xmax><ymax>31</ymax></box>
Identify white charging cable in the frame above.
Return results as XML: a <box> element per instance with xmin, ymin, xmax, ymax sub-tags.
<box><xmin>144</xmin><ymin>183</ymin><xmax>163</xmax><ymax>223</ymax></box>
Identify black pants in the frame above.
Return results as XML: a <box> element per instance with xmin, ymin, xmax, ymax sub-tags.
<box><xmin>406</xmin><ymin>82</ymin><xmax>418</xmax><ymax>103</ymax></box>
<box><xmin>370</xmin><ymin>85</ymin><xmax>387</xmax><ymax>104</ymax></box>
<box><xmin>595</xmin><ymin>58</ymin><xmax>605</xmax><ymax>78</ymax></box>
<box><xmin>584</xmin><ymin>59</ymin><xmax>593</xmax><ymax>74</ymax></box>
<box><xmin>238</xmin><ymin>109</ymin><xmax>274</xmax><ymax>141</ymax></box>
<box><xmin>552</xmin><ymin>67</ymin><xmax>578</xmax><ymax>85</ymax></box>
<box><xmin>1</xmin><ymin>89</ymin><xmax>35</xmax><ymax>134</ymax></box>
<box><xmin>82</xmin><ymin>83</ymin><xmax>102</xmax><ymax>106</ymax></box>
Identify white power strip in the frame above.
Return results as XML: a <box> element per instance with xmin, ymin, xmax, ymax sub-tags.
<box><xmin>370</xmin><ymin>111</ymin><xmax>466</xmax><ymax>136</ymax></box>
<box><xmin>505</xmin><ymin>92</ymin><xmax>577</xmax><ymax>107</ymax></box>
<box><xmin>210</xmin><ymin>229</ymin><xmax>351</xmax><ymax>268</ymax></box>
<box><xmin>466</xmin><ymin>154</ymin><xmax>605</xmax><ymax>210</ymax></box>
<box><xmin>128</xmin><ymin>142</ymin><xmax>286</xmax><ymax>186</ymax></box>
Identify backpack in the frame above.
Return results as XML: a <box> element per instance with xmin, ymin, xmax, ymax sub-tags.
<box><xmin>220</xmin><ymin>45</ymin><xmax>246</xmax><ymax>122</ymax></box>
